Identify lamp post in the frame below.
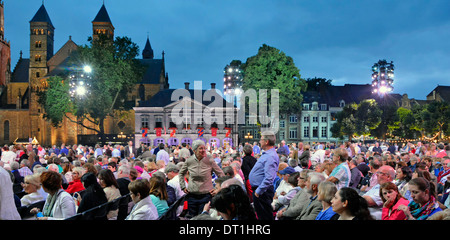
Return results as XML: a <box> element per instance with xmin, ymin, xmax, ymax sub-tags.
<box><xmin>371</xmin><ymin>59</ymin><xmax>394</xmax><ymax>96</ymax></box>
<box><xmin>69</xmin><ymin>65</ymin><xmax>92</xmax><ymax>99</ymax></box>
<box><xmin>371</xmin><ymin>59</ymin><xmax>394</xmax><ymax>141</ymax></box>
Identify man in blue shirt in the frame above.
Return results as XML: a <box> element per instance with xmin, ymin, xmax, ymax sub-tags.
<box><xmin>252</xmin><ymin>142</ymin><xmax>261</xmax><ymax>155</ymax></box>
<box><xmin>249</xmin><ymin>131</ymin><xmax>280</xmax><ymax>220</ymax></box>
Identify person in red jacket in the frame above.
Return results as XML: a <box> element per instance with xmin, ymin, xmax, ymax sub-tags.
<box><xmin>65</xmin><ymin>167</ymin><xmax>85</xmax><ymax>194</ymax></box>
<box><xmin>380</xmin><ymin>182</ymin><xmax>409</xmax><ymax>220</ymax></box>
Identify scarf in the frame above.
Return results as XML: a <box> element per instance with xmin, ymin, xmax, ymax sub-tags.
<box><xmin>43</xmin><ymin>189</ymin><xmax>62</xmax><ymax>217</ymax></box>
<box><xmin>408</xmin><ymin>195</ymin><xmax>437</xmax><ymax>220</ymax></box>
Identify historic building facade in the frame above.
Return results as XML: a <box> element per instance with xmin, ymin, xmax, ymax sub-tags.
<box><xmin>0</xmin><ymin>3</ymin><xmax>168</xmax><ymax>146</ymax></box>
<box><xmin>134</xmin><ymin>82</ymin><xmax>238</xmax><ymax>149</ymax></box>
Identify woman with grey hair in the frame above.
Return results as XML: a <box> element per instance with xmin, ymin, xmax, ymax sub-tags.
<box><xmin>315</xmin><ymin>181</ymin><xmax>338</xmax><ymax>220</ymax></box>
<box><xmin>179</xmin><ymin>139</ymin><xmax>224</xmax><ymax>218</ymax></box>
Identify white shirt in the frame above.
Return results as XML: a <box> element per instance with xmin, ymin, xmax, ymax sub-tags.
<box><xmin>156</xmin><ymin>149</ymin><xmax>170</xmax><ymax>165</ymax></box>
<box><xmin>1</xmin><ymin>151</ymin><xmax>17</xmax><ymax>165</ymax></box>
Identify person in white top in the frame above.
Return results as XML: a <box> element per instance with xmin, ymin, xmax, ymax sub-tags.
<box><xmin>156</xmin><ymin>144</ymin><xmax>170</xmax><ymax>165</ymax></box>
<box><xmin>126</xmin><ymin>179</ymin><xmax>158</xmax><ymax>220</ymax></box>
<box><xmin>1</xmin><ymin>146</ymin><xmax>17</xmax><ymax>167</ymax></box>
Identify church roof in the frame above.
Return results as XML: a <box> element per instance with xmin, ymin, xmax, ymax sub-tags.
<box><xmin>139</xmin><ymin>59</ymin><xmax>163</xmax><ymax>84</ymax></box>
<box><xmin>11</xmin><ymin>58</ymin><xmax>29</xmax><ymax>83</ymax></box>
<box><xmin>427</xmin><ymin>85</ymin><xmax>450</xmax><ymax>102</ymax></box>
<box><xmin>30</xmin><ymin>4</ymin><xmax>54</xmax><ymax>27</ymax></box>
<box><xmin>92</xmin><ymin>4</ymin><xmax>112</xmax><ymax>23</ymax></box>
<box><xmin>138</xmin><ymin>88</ymin><xmax>234</xmax><ymax>108</ymax></box>
<box><xmin>142</xmin><ymin>37</ymin><xmax>154</xmax><ymax>59</ymax></box>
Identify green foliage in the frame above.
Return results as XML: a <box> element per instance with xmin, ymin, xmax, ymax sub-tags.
<box><xmin>37</xmin><ymin>76</ymin><xmax>72</xmax><ymax>127</ymax></box>
<box><xmin>331</xmin><ymin>100</ymin><xmax>382</xmax><ymax>141</ymax></box>
<box><xmin>241</xmin><ymin>44</ymin><xmax>307</xmax><ymax>114</ymax></box>
<box><xmin>39</xmin><ymin>35</ymin><xmax>145</xmax><ymax>135</ymax></box>
<box><xmin>305</xmin><ymin>77</ymin><xmax>333</xmax><ymax>92</ymax></box>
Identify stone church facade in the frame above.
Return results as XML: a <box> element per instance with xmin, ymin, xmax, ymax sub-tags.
<box><xmin>0</xmin><ymin>3</ymin><xmax>168</xmax><ymax>146</ymax></box>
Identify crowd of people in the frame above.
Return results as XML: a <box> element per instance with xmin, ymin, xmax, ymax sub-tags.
<box><xmin>1</xmin><ymin>134</ymin><xmax>450</xmax><ymax>221</ymax></box>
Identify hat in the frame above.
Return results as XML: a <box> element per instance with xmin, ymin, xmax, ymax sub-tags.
<box><xmin>134</xmin><ymin>166</ymin><xmax>144</xmax><ymax>174</ymax></box>
<box><xmin>279</xmin><ymin>167</ymin><xmax>296</xmax><ymax>175</ymax></box>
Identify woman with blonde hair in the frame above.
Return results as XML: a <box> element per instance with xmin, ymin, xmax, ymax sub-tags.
<box><xmin>20</xmin><ymin>174</ymin><xmax>45</xmax><ymax>206</ymax></box>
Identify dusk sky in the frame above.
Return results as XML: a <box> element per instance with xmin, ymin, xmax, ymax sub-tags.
<box><xmin>4</xmin><ymin>0</ymin><xmax>450</xmax><ymax>100</ymax></box>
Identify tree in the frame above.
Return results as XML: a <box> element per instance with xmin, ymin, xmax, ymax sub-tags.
<box><xmin>241</xmin><ymin>44</ymin><xmax>307</xmax><ymax>114</ymax></box>
<box><xmin>331</xmin><ymin>99</ymin><xmax>382</xmax><ymax>141</ymax></box>
<box><xmin>305</xmin><ymin>77</ymin><xmax>332</xmax><ymax>92</ymax></box>
<box><xmin>391</xmin><ymin>107</ymin><xmax>421</xmax><ymax>139</ymax></box>
<box><xmin>420</xmin><ymin>101</ymin><xmax>450</xmax><ymax>140</ymax></box>
<box><xmin>354</xmin><ymin>99</ymin><xmax>382</xmax><ymax>137</ymax></box>
<box><xmin>38</xmin><ymin>35</ymin><xmax>146</xmax><ymax>142</ymax></box>
<box><xmin>330</xmin><ymin>103</ymin><xmax>358</xmax><ymax>141</ymax></box>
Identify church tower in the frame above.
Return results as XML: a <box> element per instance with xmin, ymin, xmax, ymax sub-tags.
<box><xmin>0</xmin><ymin>1</ymin><xmax>11</xmax><ymax>87</ymax></box>
<box><xmin>29</xmin><ymin>3</ymin><xmax>54</xmax><ymax>141</ymax></box>
<box><xmin>92</xmin><ymin>4</ymin><xmax>114</xmax><ymax>41</ymax></box>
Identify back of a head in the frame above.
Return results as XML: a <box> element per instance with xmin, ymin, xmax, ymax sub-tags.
<box><xmin>81</xmin><ymin>172</ymin><xmax>100</xmax><ymax>190</ymax></box>
<box><xmin>243</xmin><ymin>144</ymin><xmax>253</xmax><ymax>156</ymax></box>
<box><xmin>222</xmin><ymin>166</ymin><xmax>235</xmax><ymax>177</ymax></box>
<box><xmin>211</xmin><ymin>184</ymin><xmax>255</xmax><ymax>220</ymax></box>
<box><xmin>339</xmin><ymin>187</ymin><xmax>374</xmax><ymax>220</ymax></box>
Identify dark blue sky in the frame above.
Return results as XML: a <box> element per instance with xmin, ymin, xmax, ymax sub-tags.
<box><xmin>4</xmin><ymin>0</ymin><xmax>450</xmax><ymax>100</ymax></box>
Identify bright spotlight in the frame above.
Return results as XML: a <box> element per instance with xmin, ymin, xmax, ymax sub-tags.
<box><xmin>76</xmin><ymin>85</ymin><xmax>87</xmax><ymax>96</ymax></box>
<box><xmin>83</xmin><ymin>65</ymin><xmax>92</xmax><ymax>73</ymax></box>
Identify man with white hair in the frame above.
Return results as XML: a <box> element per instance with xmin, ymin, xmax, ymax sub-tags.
<box><xmin>363</xmin><ymin>165</ymin><xmax>396</xmax><ymax>220</ymax></box>
<box><xmin>249</xmin><ymin>131</ymin><xmax>280</xmax><ymax>220</ymax></box>
<box><xmin>179</xmin><ymin>139</ymin><xmax>224</xmax><ymax>218</ymax></box>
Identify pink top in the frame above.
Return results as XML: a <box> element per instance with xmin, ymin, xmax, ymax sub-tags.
<box><xmin>382</xmin><ymin>197</ymin><xmax>410</xmax><ymax>220</ymax></box>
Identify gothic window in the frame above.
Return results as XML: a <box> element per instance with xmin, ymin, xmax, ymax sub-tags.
<box><xmin>35</xmin><ymin>41</ymin><xmax>42</xmax><ymax>48</ymax></box>
<box><xmin>3</xmin><ymin>120</ymin><xmax>9</xmax><ymax>141</ymax></box>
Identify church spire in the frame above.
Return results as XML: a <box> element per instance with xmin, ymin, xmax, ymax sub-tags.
<box><xmin>142</xmin><ymin>36</ymin><xmax>154</xmax><ymax>59</ymax></box>
<box><xmin>92</xmin><ymin>3</ymin><xmax>114</xmax><ymax>40</ymax></box>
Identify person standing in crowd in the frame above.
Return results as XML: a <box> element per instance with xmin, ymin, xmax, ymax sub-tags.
<box><xmin>0</xmin><ymin>166</ymin><xmax>21</xmax><ymax>220</ymax></box>
<box><xmin>242</xmin><ymin>144</ymin><xmax>257</xmax><ymax>200</ymax></box>
<box><xmin>398</xmin><ymin>177</ymin><xmax>442</xmax><ymax>220</ymax></box>
<box><xmin>380</xmin><ymin>182</ymin><xmax>410</xmax><ymax>220</ymax></box>
<box><xmin>249</xmin><ymin>131</ymin><xmax>280</xmax><ymax>220</ymax></box>
<box><xmin>179</xmin><ymin>139</ymin><xmax>224</xmax><ymax>218</ymax></box>
<box><xmin>156</xmin><ymin>143</ymin><xmax>170</xmax><ymax>166</ymax></box>
<box><xmin>124</xmin><ymin>141</ymin><xmax>136</xmax><ymax>159</ymax></box>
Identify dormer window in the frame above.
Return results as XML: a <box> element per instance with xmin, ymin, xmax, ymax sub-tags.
<box><xmin>303</xmin><ymin>104</ymin><xmax>309</xmax><ymax>111</ymax></box>
<box><xmin>339</xmin><ymin>100</ymin><xmax>345</xmax><ymax>108</ymax></box>
<box><xmin>312</xmin><ymin>102</ymin><xmax>318</xmax><ymax>111</ymax></box>
<box><xmin>321</xmin><ymin>104</ymin><xmax>327</xmax><ymax>110</ymax></box>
